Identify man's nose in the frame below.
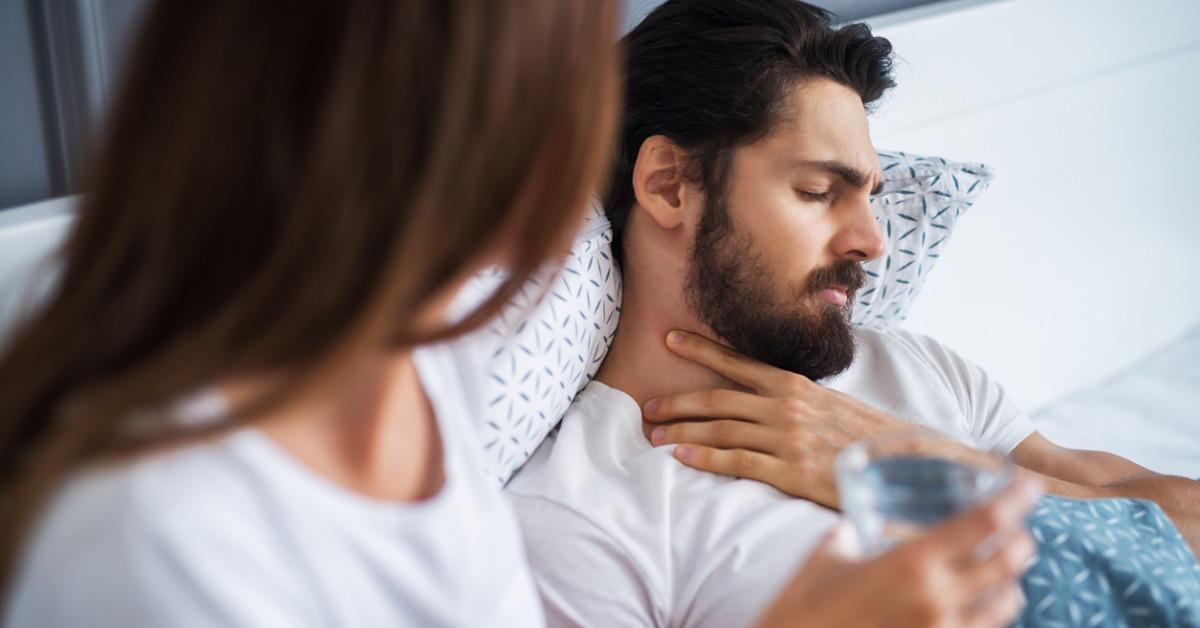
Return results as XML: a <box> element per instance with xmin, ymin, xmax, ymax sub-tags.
<box><xmin>835</xmin><ymin>197</ymin><xmax>886</xmax><ymax>262</ymax></box>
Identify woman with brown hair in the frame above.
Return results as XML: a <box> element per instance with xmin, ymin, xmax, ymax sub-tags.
<box><xmin>0</xmin><ymin>1</ymin><xmax>1036</xmax><ymax>626</ymax></box>
<box><xmin>1</xmin><ymin>1</ymin><xmax>620</xmax><ymax>624</ymax></box>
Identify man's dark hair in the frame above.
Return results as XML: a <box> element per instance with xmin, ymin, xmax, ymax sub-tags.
<box><xmin>603</xmin><ymin>0</ymin><xmax>896</xmax><ymax>266</ymax></box>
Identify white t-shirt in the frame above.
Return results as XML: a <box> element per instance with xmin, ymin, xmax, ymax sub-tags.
<box><xmin>505</xmin><ymin>326</ymin><xmax>1036</xmax><ymax>628</ymax></box>
<box><xmin>5</xmin><ymin>345</ymin><xmax>545</xmax><ymax>628</ymax></box>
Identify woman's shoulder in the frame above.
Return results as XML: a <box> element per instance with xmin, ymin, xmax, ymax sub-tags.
<box><xmin>6</xmin><ymin>432</ymin><xmax>308</xmax><ymax>627</ymax></box>
<box><xmin>19</xmin><ymin>431</ymin><xmax>278</xmax><ymax>567</ymax></box>
<box><xmin>60</xmin><ymin>430</ymin><xmax>266</xmax><ymax>527</ymax></box>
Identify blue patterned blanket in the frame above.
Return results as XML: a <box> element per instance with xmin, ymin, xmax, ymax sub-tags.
<box><xmin>1016</xmin><ymin>497</ymin><xmax>1200</xmax><ymax>627</ymax></box>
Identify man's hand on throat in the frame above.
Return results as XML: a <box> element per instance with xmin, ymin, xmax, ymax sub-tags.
<box><xmin>641</xmin><ymin>329</ymin><xmax>911</xmax><ymax>509</ymax></box>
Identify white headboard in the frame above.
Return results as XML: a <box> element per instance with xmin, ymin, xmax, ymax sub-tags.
<box><xmin>868</xmin><ymin>0</ymin><xmax>1200</xmax><ymax>410</ymax></box>
<box><xmin>0</xmin><ymin>196</ymin><xmax>73</xmax><ymax>342</ymax></box>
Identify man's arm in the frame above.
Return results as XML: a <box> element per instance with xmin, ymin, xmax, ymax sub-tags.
<box><xmin>1011</xmin><ymin>431</ymin><xmax>1200</xmax><ymax>554</ymax></box>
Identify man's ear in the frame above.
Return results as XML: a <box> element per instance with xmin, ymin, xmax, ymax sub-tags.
<box><xmin>632</xmin><ymin>135</ymin><xmax>691</xmax><ymax>230</ymax></box>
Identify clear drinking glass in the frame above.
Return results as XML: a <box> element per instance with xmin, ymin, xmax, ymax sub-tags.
<box><xmin>836</xmin><ymin>429</ymin><xmax>1015</xmax><ymax>556</ymax></box>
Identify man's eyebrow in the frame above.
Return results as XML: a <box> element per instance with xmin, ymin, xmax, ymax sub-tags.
<box><xmin>794</xmin><ymin>160</ymin><xmax>883</xmax><ymax>196</ymax></box>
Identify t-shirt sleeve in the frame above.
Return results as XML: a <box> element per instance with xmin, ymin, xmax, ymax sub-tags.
<box><xmin>894</xmin><ymin>330</ymin><xmax>1037</xmax><ymax>453</ymax></box>
<box><xmin>507</xmin><ymin>493</ymin><xmax>667</xmax><ymax>628</ymax></box>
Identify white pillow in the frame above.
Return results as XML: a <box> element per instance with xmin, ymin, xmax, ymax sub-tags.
<box><xmin>460</xmin><ymin>204</ymin><xmax>620</xmax><ymax>484</ymax></box>
<box><xmin>472</xmin><ymin>151</ymin><xmax>993</xmax><ymax>484</ymax></box>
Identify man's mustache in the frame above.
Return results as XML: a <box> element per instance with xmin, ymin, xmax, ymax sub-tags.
<box><xmin>806</xmin><ymin>261</ymin><xmax>867</xmax><ymax>299</ymax></box>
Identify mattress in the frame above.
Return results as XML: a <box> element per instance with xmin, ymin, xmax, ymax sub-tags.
<box><xmin>1032</xmin><ymin>324</ymin><xmax>1200</xmax><ymax>479</ymax></box>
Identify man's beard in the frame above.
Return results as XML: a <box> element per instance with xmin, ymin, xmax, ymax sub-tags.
<box><xmin>685</xmin><ymin>194</ymin><xmax>866</xmax><ymax>382</ymax></box>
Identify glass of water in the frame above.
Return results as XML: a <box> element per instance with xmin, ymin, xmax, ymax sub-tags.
<box><xmin>836</xmin><ymin>429</ymin><xmax>1014</xmax><ymax>556</ymax></box>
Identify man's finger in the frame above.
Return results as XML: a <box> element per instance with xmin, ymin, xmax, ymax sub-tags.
<box><xmin>651</xmin><ymin>418</ymin><xmax>777</xmax><ymax>453</ymax></box>
<box><xmin>914</xmin><ymin>476</ymin><xmax>1042</xmax><ymax>562</ymax></box>
<box><xmin>643</xmin><ymin>389</ymin><xmax>774</xmax><ymax>424</ymax></box>
<box><xmin>664</xmin><ymin>330</ymin><xmax>785</xmax><ymax>391</ymax></box>
<box><xmin>672</xmin><ymin>445</ymin><xmax>784</xmax><ymax>483</ymax></box>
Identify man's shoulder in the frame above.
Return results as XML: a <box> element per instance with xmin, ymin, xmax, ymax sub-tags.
<box><xmin>506</xmin><ymin>381</ymin><xmax>650</xmax><ymax>498</ymax></box>
<box><xmin>847</xmin><ymin>325</ymin><xmax>1033</xmax><ymax>452</ymax></box>
<box><xmin>855</xmin><ymin>324</ymin><xmax>943</xmax><ymax>352</ymax></box>
<box><xmin>853</xmin><ymin>325</ymin><xmax>970</xmax><ymax>376</ymax></box>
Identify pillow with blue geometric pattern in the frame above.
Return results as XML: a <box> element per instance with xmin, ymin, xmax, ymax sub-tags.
<box><xmin>852</xmin><ymin>150</ymin><xmax>993</xmax><ymax>327</ymax></box>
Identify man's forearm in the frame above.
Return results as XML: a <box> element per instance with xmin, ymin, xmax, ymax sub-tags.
<box><xmin>1018</xmin><ymin>467</ymin><xmax>1200</xmax><ymax>555</ymax></box>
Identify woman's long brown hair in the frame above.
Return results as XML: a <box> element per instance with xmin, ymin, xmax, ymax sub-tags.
<box><xmin>0</xmin><ymin>0</ymin><xmax>620</xmax><ymax>588</ymax></box>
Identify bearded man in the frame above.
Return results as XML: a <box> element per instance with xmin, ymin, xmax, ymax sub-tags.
<box><xmin>504</xmin><ymin>2</ymin><xmax>1200</xmax><ymax>626</ymax></box>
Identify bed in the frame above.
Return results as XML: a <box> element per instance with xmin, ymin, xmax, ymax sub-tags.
<box><xmin>1033</xmin><ymin>324</ymin><xmax>1200</xmax><ymax>479</ymax></box>
<box><xmin>0</xmin><ymin>0</ymin><xmax>1197</xmax><ymax>624</ymax></box>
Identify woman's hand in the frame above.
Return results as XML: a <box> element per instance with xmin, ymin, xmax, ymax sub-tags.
<box><xmin>756</xmin><ymin>477</ymin><xmax>1043</xmax><ymax>628</ymax></box>
<box><xmin>643</xmin><ymin>329</ymin><xmax>910</xmax><ymax>508</ymax></box>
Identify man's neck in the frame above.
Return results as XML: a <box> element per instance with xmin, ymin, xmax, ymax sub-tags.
<box><xmin>594</xmin><ymin>274</ymin><xmax>743</xmax><ymax>411</ymax></box>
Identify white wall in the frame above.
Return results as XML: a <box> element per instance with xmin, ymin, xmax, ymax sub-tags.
<box><xmin>868</xmin><ymin>0</ymin><xmax>1200</xmax><ymax>410</ymax></box>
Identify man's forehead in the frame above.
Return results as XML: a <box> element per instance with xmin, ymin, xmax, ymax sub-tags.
<box><xmin>765</xmin><ymin>80</ymin><xmax>880</xmax><ymax>182</ymax></box>
<box><xmin>790</xmin><ymin>157</ymin><xmax>882</xmax><ymax>194</ymax></box>
<box><xmin>750</xmin><ymin>123</ymin><xmax>882</xmax><ymax>189</ymax></box>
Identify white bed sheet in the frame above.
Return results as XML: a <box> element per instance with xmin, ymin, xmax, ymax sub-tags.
<box><xmin>1032</xmin><ymin>324</ymin><xmax>1200</xmax><ymax>479</ymax></box>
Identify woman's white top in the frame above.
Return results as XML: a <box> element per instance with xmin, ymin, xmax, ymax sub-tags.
<box><xmin>5</xmin><ymin>345</ymin><xmax>545</xmax><ymax>627</ymax></box>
